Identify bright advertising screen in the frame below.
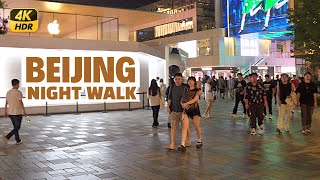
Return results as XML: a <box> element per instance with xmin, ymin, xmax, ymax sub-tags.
<box><xmin>222</xmin><ymin>0</ymin><xmax>291</xmax><ymax>38</ymax></box>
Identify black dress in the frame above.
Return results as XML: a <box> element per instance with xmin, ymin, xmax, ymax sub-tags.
<box><xmin>182</xmin><ymin>88</ymin><xmax>201</xmax><ymax>118</ymax></box>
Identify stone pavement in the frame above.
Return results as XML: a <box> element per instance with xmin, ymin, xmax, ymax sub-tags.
<box><xmin>0</xmin><ymin>98</ymin><xmax>320</xmax><ymax>179</ymax></box>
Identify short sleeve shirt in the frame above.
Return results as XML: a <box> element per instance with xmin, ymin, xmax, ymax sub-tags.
<box><xmin>245</xmin><ymin>82</ymin><xmax>266</xmax><ymax>104</ymax></box>
<box><xmin>6</xmin><ymin>89</ymin><xmax>24</xmax><ymax>115</ymax></box>
<box><xmin>296</xmin><ymin>81</ymin><xmax>318</xmax><ymax>106</ymax></box>
<box><xmin>234</xmin><ymin>80</ymin><xmax>247</xmax><ymax>95</ymax></box>
<box><xmin>263</xmin><ymin>81</ymin><xmax>275</xmax><ymax>97</ymax></box>
<box><xmin>168</xmin><ymin>84</ymin><xmax>187</xmax><ymax>112</ymax></box>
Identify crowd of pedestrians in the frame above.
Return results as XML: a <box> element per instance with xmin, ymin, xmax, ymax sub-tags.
<box><xmin>148</xmin><ymin>71</ymin><xmax>319</xmax><ymax>152</ymax></box>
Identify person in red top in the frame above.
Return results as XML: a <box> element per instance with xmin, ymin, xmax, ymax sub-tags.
<box><xmin>291</xmin><ymin>75</ymin><xmax>300</xmax><ymax>90</ymax></box>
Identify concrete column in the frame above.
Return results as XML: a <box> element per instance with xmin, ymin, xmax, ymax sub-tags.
<box><xmin>215</xmin><ymin>0</ymin><xmax>222</xmax><ymax>28</ymax></box>
<box><xmin>165</xmin><ymin>45</ymin><xmax>170</xmax><ymax>83</ymax></box>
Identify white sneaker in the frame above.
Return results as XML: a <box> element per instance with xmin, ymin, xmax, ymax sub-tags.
<box><xmin>259</xmin><ymin>125</ymin><xmax>264</xmax><ymax>131</ymax></box>
<box><xmin>16</xmin><ymin>140</ymin><xmax>23</xmax><ymax>145</ymax></box>
<box><xmin>268</xmin><ymin>114</ymin><xmax>272</xmax><ymax>119</ymax></box>
<box><xmin>251</xmin><ymin>128</ymin><xmax>256</xmax><ymax>135</ymax></box>
<box><xmin>243</xmin><ymin>114</ymin><xmax>248</xmax><ymax>119</ymax></box>
<box><xmin>231</xmin><ymin>114</ymin><xmax>238</xmax><ymax>119</ymax></box>
<box><xmin>302</xmin><ymin>130</ymin><xmax>306</xmax><ymax>134</ymax></box>
<box><xmin>306</xmin><ymin>129</ymin><xmax>311</xmax><ymax>133</ymax></box>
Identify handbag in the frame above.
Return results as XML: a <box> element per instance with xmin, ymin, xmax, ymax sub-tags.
<box><xmin>285</xmin><ymin>92</ymin><xmax>297</xmax><ymax>107</ymax></box>
<box><xmin>160</xmin><ymin>99</ymin><xmax>164</xmax><ymax>110</ymax></box>
<box><xmin>159</xmin><ymin>90</ymin><xmax>164</xmax><ymax>110</ymax></box>
<box><xmin>285</xmin><ymin>83</ymin><xmax>297</xmax><ymax>107</ymax></box>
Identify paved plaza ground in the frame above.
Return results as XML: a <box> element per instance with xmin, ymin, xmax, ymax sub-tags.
<box><xmin>0</xmin><ymin>98</ymin><xmax>320</xmax><ymax>179</ymax></box>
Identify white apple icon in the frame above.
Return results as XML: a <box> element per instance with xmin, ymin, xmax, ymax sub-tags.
<box><xmin>48</xmin><ymin>20</ymin><xmax>60</xmax><ymax>35</ymax></box>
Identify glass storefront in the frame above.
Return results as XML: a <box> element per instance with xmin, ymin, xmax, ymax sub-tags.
<box><xmin>136</xmin><ymin>18</ymin><xmax>193</xmax><ymax>42</ymax></box>
<box><xmin>137</xmin><ymin>0</ymin><xmax>215</xmax><ymax>41</ymax></box>
<box><xmin>196</xmin><ymin>0</ymin><xmax>215</xmax><ymax>31</ymax></box>
<box><xmin>138</xmin><ymin>0</ymin><xmax>196</xmax><ymax>15</ymax></box>
<box><xmin>0</xmin><ymin>8</ymin><xmax>119</xmax><ymax>41</ymax></box>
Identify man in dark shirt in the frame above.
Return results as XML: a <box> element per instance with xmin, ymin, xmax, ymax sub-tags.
<box><xmin>167</xmin><ymin>73</ymin><xmax>190</xmax><ymax>151</ymax></box>
<box><xmin>211</xmin><ymin>76</ymin><xmax>218</xmax><ymax>99</ymax></box>
<box><xmin>232</xmin><ymin>73</ymin><xmax>248</xmax><ymax>119</ymax></box>
<box><xmin>245</xmin><ymin>73</ymin><xmax>267</xmax><ymax>135</ymax></box>
<box><xmin>297</xmin><ymin>72</ymin><xmax>318</xmax><ymax>134</ymax></box>
<box><xmin>263</xmin><ymin>74</ymin><xmax>275</xmax><ymax>119</ymax></box>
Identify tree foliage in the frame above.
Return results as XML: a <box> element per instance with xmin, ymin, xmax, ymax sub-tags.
<box><xmin>0</xmin><ymin>0</ymin><xmax>8</xmax><ymax>34</ymax></box>
<box><xmin>287</xmin><ymin>0</ymin><xmax>320</xmax><ymax>65</ymax></box>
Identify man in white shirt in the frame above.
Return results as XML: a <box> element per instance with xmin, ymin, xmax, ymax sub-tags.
<box><xmin>2</xmin><ymin>79</ymin><xmax>26</xmax><ymax>145</ymax></box>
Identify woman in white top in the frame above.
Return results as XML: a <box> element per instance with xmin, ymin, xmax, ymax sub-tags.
<box><xmin>203</xmin><ymin>78</ymin><xmax>213</xmax><ymax>118</ymax></box>
<box><xmin>159</xmin><ymin>79</ymin><xmax>166</xmax><ymax>104</ymax></box>
<box><xmin>147</xmin><ymin>79</ymin><xmax>162</xmax><ymax>128</ymax></box>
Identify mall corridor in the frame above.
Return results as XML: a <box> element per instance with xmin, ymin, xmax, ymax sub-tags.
<box><xmin>0</xmin><ymin>99</ymin><xmax>320</xmax><ymax>179</ymax></box>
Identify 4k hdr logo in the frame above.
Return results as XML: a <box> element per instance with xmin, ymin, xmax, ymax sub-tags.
<box><xmin>9</xmin><ymin>8</ymin><xmax>38</xmax><ymax>32</ymax></box>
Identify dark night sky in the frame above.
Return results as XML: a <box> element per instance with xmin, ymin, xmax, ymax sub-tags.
<box><xmin>39</xmin><ymin>0</ymin><xmax>160</xmax><ymax>9</ymax></box>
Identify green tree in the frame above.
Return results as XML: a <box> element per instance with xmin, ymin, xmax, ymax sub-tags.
<box><xmin>287</xmin><ymin>0</ymin><xmax>320</xmax><ymax>66</ymax></box>
<box><xmin>0</xmin><ymin>0</ymin><xmax>8</xmax><ymax>34</ymax></box>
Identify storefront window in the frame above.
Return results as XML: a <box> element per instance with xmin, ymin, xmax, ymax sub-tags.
<box><xmin>196</xmin><ymin>0</ymin><xmax>215</xmax><ymax>31</ymax></box>
<box><xmin>198</xmin><ymin>39</ymin><xmax>212</xmax><ymax>56</ymax></box>
<box><xmin>138</xmin><ymin>0</ymin><xmax>215</xmax><ymax>32</ymax></box>
<box><xmin>136</xmin><ymin>18</ymin><xmax>194</xmax><ymax>42</ymax></box>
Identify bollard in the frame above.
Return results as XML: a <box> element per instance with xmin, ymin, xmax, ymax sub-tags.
<box><xmin>128</xmin><ymin>102</ymin><xmax>132</xmax><ymax>111</ymax></box>
<box><xmin>142</xmin><ymin>93</ymin><xmax>145</xmax><ymax>109</ymax></box>
<box><xmin>102</xmin><ymin>102</ymin><xmax>108</xmax><ymax>113</ymax></box>
<box><xmin>75</xmin><ymin>101</ymin><xmax>80</xmax><ymax>115</ymax></box>
<box><xmin>44</xmin><ymin>101</ymin><xmax>50</xmax><ymax>116</ymax></box>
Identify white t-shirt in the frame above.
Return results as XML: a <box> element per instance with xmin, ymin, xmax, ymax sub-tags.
<box><xmin>6</xmin><ymin>89</ymin><xmax>24</xmax><ymax>115</ymax></box>
<box><xmin>205</xmin><ymin>83</ymin><xmax>213</xmax><ymax>100</ymax></box>
<box><xmin>159</xmin><ymin>83</ymin><xmax>166</xmax><ymax>97</ymax></box>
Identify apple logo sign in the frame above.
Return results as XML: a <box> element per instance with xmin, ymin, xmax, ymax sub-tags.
<box><xmin>48</xmin><ymin>20</ymin><xmax>60</xmax><ymax>35</ymax></box>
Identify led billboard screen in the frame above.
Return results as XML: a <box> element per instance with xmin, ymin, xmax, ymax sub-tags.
<box><xmin>222</xmin><ymin>0</ymin><xmax>291</xmax><ymax>37</ymax></box>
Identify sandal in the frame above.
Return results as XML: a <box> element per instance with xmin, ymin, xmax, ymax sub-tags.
<box><xmin>178</xmin><ymin>145</ymin><xmax>186</xmax><ymax>152</ymax></box>
<box><xmin>196</xmin><ymin>141</ymin><xmax>202</xmax><ymax>148</ymax></box>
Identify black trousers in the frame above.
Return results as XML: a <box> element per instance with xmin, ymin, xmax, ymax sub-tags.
<box><xmin>151</xmin><ymin>105</ymin><xmax>160</xmax><ymax>126</ymax></box>
<box><xmin>274</xmin><ymin>90</ymin><xmax>277</xmax><ymax>105</ymax></box>
<box><xmin>301</xmin><ymin>104</ymin><xmax>314</xmax><ymax>130</ymax></box>
<box><xmin>249</xmin><ymin>103</ymin><xmax>265</xmax><ymax>129</ymax></box>
<box><xmin>6</xmin><ymin>115</ymin><xmax>22</xmax><ymax>142</ymax></box>
<box><xmin>264</xmin><ymin>96</ymin><xmax>273</xmax><ymax>115</ymax></box>
<box><xmin>233</xmin><ymin>94</ymin><xmax>246</xmax><ymax>115</ymax></box>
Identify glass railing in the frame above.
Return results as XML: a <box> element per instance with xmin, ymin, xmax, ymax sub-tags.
<box><xmin>271</xmin><ymin>51</ymin><xmax>292</xmax><ymax>58</ymax></box>
<box><xmin>0</xmin><ymin>8</ymin><xmax>119</xmax><ymax>41</ymax></box>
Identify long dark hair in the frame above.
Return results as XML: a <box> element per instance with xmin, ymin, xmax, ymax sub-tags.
<box><xmin>187</xmin><ymin>76</ymin><xmax>197</xmax><ymax>88</ymax></box>
<box><xmin>149</xmin><ymin>79</ymin><xmax>159</xmax><ymax>96</ymax></box>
